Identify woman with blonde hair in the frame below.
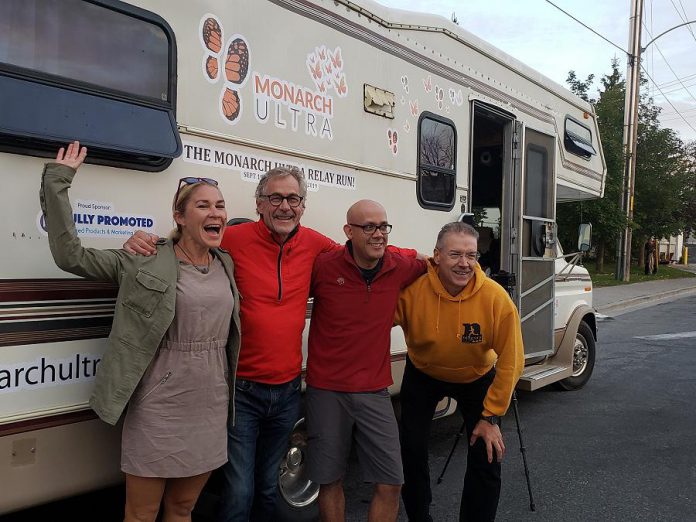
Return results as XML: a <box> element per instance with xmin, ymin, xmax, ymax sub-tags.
<box><xmin>40</xmin><ymin>141</ymin><xmax>241</xmax><ymax>522</ymax></box>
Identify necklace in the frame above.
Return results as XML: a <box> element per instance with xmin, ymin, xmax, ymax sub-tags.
<box><xmin>175</xmin><ymin>243</ymin><xmax>211</xmax><ymax>274</ymax></box>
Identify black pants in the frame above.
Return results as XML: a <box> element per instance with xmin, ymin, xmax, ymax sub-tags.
<box><xmin>399</xmin><ymin>357</ymin><xmax>501</xmax><ymax>522</ymax></box>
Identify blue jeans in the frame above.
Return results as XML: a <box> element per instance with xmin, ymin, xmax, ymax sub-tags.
<box><xmin>218</xmin><ymin>375</ymin><xmax>301</xmax><ymax>522</ymax></box>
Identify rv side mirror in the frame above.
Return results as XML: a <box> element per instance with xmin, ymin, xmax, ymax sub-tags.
<box><xmin>578</xmin><ymin>223</ymin><xmax>592</xmax><ymax>252</ymax></box>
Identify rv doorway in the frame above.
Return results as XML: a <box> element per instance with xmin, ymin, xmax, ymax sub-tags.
<box><xmin>470</xmin><ymin>104</ymin><xmax>514</xmax><ymax>277</ymax></box>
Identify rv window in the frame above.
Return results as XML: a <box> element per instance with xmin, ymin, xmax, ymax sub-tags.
<box><xmin>417</xmin><ymin>113</ymin><xmax>456</xmax><ymax>210</ymax></box>
<box><xmin>564</xmin><ymin>117</ymin><xmax>596</xmax><ymax>159</ymax></box>
<box><xmin>0</xmin><ymin>0</ymin><xmax>180</xmax><ymax>171</ymax></box>
<box><xmin>525</xmin><ymin>145</ymin><xmax>552</xmax><ymax>219</ymax></box>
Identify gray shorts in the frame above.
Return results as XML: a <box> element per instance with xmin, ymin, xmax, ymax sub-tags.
<box><xmin>306</xmin><ymin>386</ymin><xmax>403</xmax><ymax>485</ymax></box>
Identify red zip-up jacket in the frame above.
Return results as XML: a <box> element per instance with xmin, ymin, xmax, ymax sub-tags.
<box><xmin>222</xmin><ymin>220</ymin><xmax>336</xmax><ymax>384</ymax></box>
<box><xmin>306</xmin><ymin>244</ymin><xmax>426</xmax><ymax>392</ymax></box>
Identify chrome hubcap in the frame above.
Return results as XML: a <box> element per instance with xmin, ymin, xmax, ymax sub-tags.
<box><xmin>278</xmin><ymin>419</ymin><xmax>319</xmax><ymax>509</ymax></box>
<box><xmin>571</xmin><ymin>336</ymin><xmax>588</xmax><ymax>377</ymax></box>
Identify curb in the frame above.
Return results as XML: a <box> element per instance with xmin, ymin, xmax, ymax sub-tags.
<box><xmin>596</xmin><ymin>284</ymin><xmax>696</xmax><ymax>316</ymax></box>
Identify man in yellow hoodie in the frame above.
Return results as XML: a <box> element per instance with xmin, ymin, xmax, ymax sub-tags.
<box><xmin>394</xmin><ymin>221</ymin><xmax>524</xmax><ymax>522</ymax></box>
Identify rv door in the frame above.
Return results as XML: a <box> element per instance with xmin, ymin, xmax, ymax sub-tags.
<box><xmin>514</xmin><ymin>126</ymin><xmax>557</xmax><ymax>358</ymax></box>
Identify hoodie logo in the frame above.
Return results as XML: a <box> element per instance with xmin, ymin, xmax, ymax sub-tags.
<box><xmin>461</xmin><ymin>323</ymin><xmax>483</xmax><ymax>344</ymax></box>
<box><xmin>336</xmin><ymin>277</ymin><xmax>345</xmax><ymax>285</ymax></box>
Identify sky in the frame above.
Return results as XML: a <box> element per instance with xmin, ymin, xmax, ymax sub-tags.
<box><xmin>376</xmin><ymin>0</ymin><xmax>696</xmax><ymax>144</ymax></box>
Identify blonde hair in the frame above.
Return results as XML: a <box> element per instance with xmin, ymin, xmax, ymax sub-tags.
<box><xmin>169</xmin><ymin>182</ymin><xmax>219</xmax><ymax>241</ymax></box>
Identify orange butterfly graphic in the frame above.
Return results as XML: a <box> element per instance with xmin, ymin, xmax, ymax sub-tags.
<box><xmin>330</xmin><ymin>48</ymin><xmax>343</xmax><ymax>69</ymax></box>
<box><xmin>308</xmin><ymin>60</ymin><xmax>323</xmax><ymax>81</ymax></box>
<box><xmin>333</xmin><ymin>75</ymin><xmax>347</xmax><ymax>96</ymax></box>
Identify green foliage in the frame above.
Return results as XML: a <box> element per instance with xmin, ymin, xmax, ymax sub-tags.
<box><xmin>558</xmin><ymin>61</ymin><xmax>626</xmax><ymax>262</ymax></box>
<box><xmin>586</xmin><ymin>263</ymin><xmax>696</xmax><ymax>288</ymax></box>
<box><xmin>559</xmin><ymin>59</ymin><xmax>694</xmax><ymax>269</ymax></box>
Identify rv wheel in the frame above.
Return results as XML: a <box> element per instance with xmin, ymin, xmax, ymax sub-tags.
<box><xmin>274</xmin><ymin>417</ymin><xmax>320</xmax><ymax>521</ymax></box>
<box><xmin>555</xmin><ymin>321</ymin><xmax>595</xmax><ymax>391</ymax></box>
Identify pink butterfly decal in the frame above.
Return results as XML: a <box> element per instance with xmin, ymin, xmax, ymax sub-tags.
<box><xmin>330</xmin><ymin>48</ymin><xmax>343</xmax><ymax>69</ymax></box>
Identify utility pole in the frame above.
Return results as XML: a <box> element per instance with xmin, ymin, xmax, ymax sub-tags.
<box><xmin>614</xmin><ymin>5</ymin><xmax>696</xmax><ymax>281</ymax></box>
<box><xmin>616</xmin><ymin>0</ymin><xmax>644</xmax><ymax>281</ymax></box>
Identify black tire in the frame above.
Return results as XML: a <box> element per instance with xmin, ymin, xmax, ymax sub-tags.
<box><xmin>555</xmin><ymin>321</ymin><xmax>596</xmax><ymax>391</ymax></box>
<box><xmin>273</xmin><ymin>417</ymin><xmax>320</xmax><ymax>522</ymax></box>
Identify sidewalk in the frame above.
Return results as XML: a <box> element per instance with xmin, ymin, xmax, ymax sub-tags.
<box><xmin>593</xmin><ymin>264</ymin><xmax>696</xmax><ymax>316</ymax></box>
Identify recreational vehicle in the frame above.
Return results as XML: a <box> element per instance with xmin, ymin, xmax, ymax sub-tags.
<box><xmin>0</xmin><ymin>0</ymin><xmax>605</xmax><ymax>517</ymax></box>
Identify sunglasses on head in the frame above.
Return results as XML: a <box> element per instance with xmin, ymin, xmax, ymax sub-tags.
<box><xmin>173</xmin><ymin>177</ymin><xmax>219</xmax><ymax>210</ymax></box>
<box><xmin>179</xmin><ymin>176</ymin><xmax>218</xmax><ymax>187</ymax></box>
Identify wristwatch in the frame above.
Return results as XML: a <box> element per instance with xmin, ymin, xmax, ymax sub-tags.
<box><xmin>480</xmin><ymin>415</ymin><xmax>500</xmax><ymax>426</ymax></box>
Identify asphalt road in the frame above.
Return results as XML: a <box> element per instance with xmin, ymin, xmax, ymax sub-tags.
<box><xmin>343</xmin><ymin>295</ymin><xmax>696</xmax><ymax>521</ymax></box>
<box><xmin>4</xmin><ymin>296</ymin><xmax>696</xmax><ymax>521</ymax></box>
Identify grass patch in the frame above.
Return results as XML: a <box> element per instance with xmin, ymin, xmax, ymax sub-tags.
<box><xmin>584</xmin><ymin>264</ymin><xmax>696</xmax><ymax>287</ymax></box>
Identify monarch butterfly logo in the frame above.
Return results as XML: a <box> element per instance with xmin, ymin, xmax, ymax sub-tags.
<box><xmin>200</xmin><ymin>14</ymin><xmax>250</xmax><ymax>125</ymax></box>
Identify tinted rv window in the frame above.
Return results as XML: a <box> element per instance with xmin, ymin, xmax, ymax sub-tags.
<box><xmin>564</xmin><ymin>117</ymin><xmax>596</xmax><ymax>159</ymax></box>
<box><xmin>0</xmin><ymin>0</ymin><xmax>180</xmax><ymax>171</ymax></box>
<box><xmin>417</xmin><ymin>113</ymin><xmax>456</xmax><ymax>210</ymax></box>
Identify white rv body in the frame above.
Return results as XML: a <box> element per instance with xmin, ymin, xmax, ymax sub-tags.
<box><xmin>0</xmin><ymin>0</ymin><xmax>604</xmax><ymax>515</ymax></box>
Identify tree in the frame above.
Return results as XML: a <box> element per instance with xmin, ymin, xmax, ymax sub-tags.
<box><xmin>560</xmin><ymin>60</ymin><xmax>695</xmax><ymax>272</ymax></box>
<box><xmin>558</xmin><ymin>60</ymin><xmax>626</xmax><ymax>271</ymax></box>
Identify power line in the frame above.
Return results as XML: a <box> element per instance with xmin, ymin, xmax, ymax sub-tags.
<box><xmin>657</xmin><ymin>72</ymin><xmax>696</xmax><ymax>89</ymax></box>
<box><xmin>653</xmin><ymin>79</ymin><xmax>696</xmax><ymax>97</ymax></box>
<box><xmin>641</xmin><ymin>65</ymin><xmax>696</xmax><ymax>134</ymax></box>
<box><xmin>641</xmin><ymin>23</ymin><xmax>696</xmax><ymax>105</ymax></box>
<box><xmin>671</xmin><ymin>0</ymin><xmax>696</xmax><ymax>44</ymax></box>
<box><xmin>543</xmin><ymin>0</ymin><xmax>628</xmax><ymax>55</ymax></box>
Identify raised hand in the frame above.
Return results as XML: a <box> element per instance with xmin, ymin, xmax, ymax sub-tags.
<box><xmin>55</xmin><ymin>141</ymin><xmax>87</xmax><ymax>170</ymax></box>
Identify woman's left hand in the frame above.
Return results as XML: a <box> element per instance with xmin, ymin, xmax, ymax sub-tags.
<box><xmin>55</xmin><ymin>141</ymin><xmax>87</xmax><ymax>170</ymax></box>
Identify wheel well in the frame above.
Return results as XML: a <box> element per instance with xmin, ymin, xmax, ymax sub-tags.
<box><xmin>582</xmin><ymin>312</ymin><xmax>597</xmax><ymax>341</ymax></box>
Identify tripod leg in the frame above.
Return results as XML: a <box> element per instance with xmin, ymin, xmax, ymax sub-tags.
<box><xmin>436</xmin><ymin>420</ymin><xmax>467</xmax><ymax>484</ymax></box>
<box><xmin>511</xmin><ymin>391</ymin><xmax>536</xmax><ymax>511</ymax></box>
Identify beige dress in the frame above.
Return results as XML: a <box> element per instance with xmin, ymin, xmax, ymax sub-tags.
<box><xmin>121</xmin><ymin>257</ymin><xmax>234</xmax><ymax>477</ymax></box>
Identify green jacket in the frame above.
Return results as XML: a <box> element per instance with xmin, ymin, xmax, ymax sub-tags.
<box><xmin>39</xmin><ymin>163</ymin><xmax>241</xmax><ymax>425</ymax></box>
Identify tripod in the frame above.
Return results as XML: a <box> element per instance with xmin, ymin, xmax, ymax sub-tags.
<box><xmin>436</xmin><ymin>391</ymin><xmax>536</xmax><ymax>512</ymax></box>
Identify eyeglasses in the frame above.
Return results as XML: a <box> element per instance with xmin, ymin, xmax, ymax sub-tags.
<box><xmin>174</xmin><ymin>177</ymin><xmax>219</xmax><ymax>209</ymax></box>
<box><xmin>349</xmin><ymin>223</ymin><xmax>393</xmax><ymax>234</ymax></box>
<box><xmin>258</xmin><ymin>193</ymin><xmax>304</xmax><ymax>208</ymax></box>
<box><xmin>443</xmin><ymin>251</ymin><xmax>480</xmax><ymax>262</ymax></box>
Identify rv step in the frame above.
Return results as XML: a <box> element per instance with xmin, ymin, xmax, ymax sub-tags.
<box><xmin>517</xmin><ymin>364</ymin><xmax>572</xmax><ymax>391</ymax></box>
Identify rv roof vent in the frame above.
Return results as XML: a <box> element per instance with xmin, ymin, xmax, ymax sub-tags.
<box><xmin>364</xmin><ymin>84</ymin><xmax>395</xmax><ymax>119</ymax></box>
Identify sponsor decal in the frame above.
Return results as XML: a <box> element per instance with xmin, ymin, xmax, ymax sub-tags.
<box><xmin>37</xmin><ymin>200</ymin><xmax>155</xmax><ymax>239</ymax></box>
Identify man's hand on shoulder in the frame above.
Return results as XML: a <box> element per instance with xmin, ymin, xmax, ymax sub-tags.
<box><xmin>123</xmin><ymin>230</ymin><xmax>159</xmax><ymax>256</ymax></box>
<box><xmin>470</xmin><ymin>419</ymin><xmax>506</xmax><ymax>463</ymax></box>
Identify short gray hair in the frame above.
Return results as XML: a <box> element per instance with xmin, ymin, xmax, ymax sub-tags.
<box><xmin>255</xmin><ymin>166</ymin><xmax>307</xmax><ymax>199</ymax></box>
<box><xmin>436</xmin><ymin>221</ymin><xmax>479</xmax><ymax>249</ymax></box>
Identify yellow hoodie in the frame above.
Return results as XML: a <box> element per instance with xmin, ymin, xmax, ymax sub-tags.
<box><xmin>394</xmin><ymin>261</ymin><xmax>524</xmax><ymax>417</ymax></box>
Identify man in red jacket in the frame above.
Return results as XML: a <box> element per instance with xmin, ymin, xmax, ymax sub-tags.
<box><xmin>305</xmin><ymin>200</ymin><xmax>426</xmax><ymax>522</ymax></box>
